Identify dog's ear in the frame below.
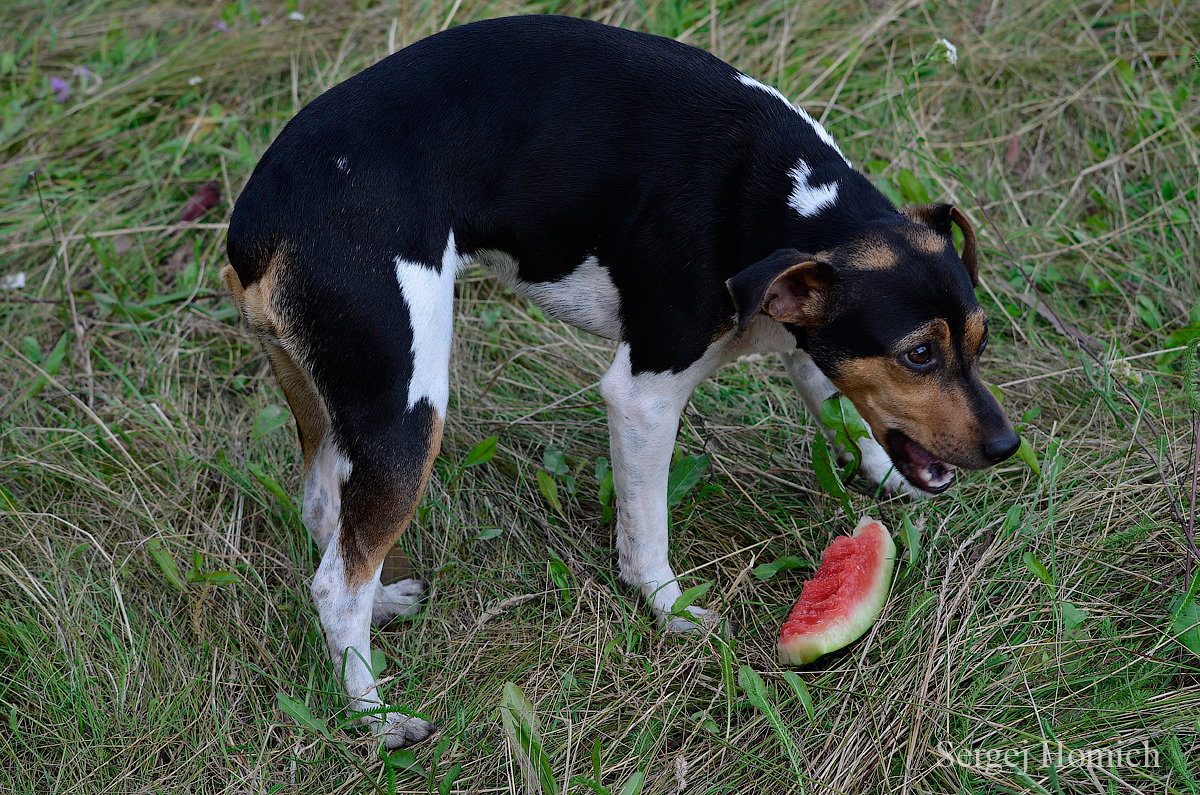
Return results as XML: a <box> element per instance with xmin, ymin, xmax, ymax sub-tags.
<box><xmin>726</xmin><ymin>249</ymin><xmax>833</xmax><ymax>330</ymax></box>
<box><xmin>902</xmin><ymin>203</ymin><xmax>978</xmax><ymax>286</ymax></box>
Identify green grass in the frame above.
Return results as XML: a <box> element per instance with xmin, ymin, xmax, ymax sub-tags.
<box><xmin>2</xmin><ymin>1</ymin><xmax>1199</xmax><ymax>793</ymax></box>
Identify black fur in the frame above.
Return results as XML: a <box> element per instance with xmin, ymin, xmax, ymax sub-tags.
<box><xmin>227</xmin><ymin>15</ymin><xmax>902</xmax><ymax>376</ymax></box>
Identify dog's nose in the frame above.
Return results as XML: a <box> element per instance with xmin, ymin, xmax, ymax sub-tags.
<box><xmin>982</xmin><ymin>430</ymin><xmax>1021</xmax><ymax>464</ymax></box>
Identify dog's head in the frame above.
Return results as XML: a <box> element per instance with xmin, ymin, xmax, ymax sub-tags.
<box><xmin>727</xmin><ymin>204</ymin><xmax>1018</xmax><ymax>493</ymax></box>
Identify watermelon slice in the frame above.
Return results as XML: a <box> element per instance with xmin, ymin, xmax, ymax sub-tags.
<box><xmin>778</xmin><ymin>516</ymin><xmax>896</xmax><ymax>665</ymax></box>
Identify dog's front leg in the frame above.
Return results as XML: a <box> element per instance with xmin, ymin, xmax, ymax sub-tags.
<box><xmin>600</xmin><ymin>343</ymin><xmax>721</xmax><ymax>633</ymax></box>
<box><xmin>780</xmin><ymin>349</ymin><xmax>916</xmax><ymax>498</ymax></box>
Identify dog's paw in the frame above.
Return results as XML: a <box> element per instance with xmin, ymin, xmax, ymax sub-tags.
<box><xmin>372</xmin><ymin>578</ymin><xmax>425</xmax><ymax>626</ymax></box>
<box><xmin>379</xmin><ymin>713</ymin><xmax>438</xmax><ymax>749</ymax></box>
<box><xmin>661</xmin><ymin>605</ymin><xmax>729</xmax><ymax>636</ymax></box>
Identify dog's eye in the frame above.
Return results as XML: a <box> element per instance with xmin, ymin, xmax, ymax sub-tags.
<box><xmin>904</xmin><ymin>344</ymin><xmax>935</xmax><ymax>369</ymax></box>
<box><xmin>979</xmin><ymin>329</ymin><xmax>989</xmax><ymax>356</ymax></box>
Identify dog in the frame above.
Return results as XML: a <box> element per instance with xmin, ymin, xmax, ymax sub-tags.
<box><xmin>223</xmin><ymin>14</ymin><xmax>1019</xmax><ymax>748</ymax></box>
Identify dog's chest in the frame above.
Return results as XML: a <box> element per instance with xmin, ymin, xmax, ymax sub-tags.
<box><xmin>476</xmin><ymin>249</ymin><xmax>623</xmax><ymax>340</ymax></box>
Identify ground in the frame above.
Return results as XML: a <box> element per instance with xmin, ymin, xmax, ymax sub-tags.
<box><xmin>1</xmin><ymin>1</ymin><xmax>1198</xmax><ymax>793</ymax></box>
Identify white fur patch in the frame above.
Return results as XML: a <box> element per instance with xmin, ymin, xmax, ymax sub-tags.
<box><xmin>301</xmin><ymin>437</ymin><xmax>352</xmax><ymax>553</ymax></box>
<box><xmin>735</xmin><ymin>72</ymin><xmax>851</xmax><ymax>167</ymax></box>
<box><xmin>600</xmin><ymin>329</ymin><xmax>787</xmax><ymax>629</ymax></box>
<box><xmin>788</xmin><ymin>159</ymin><xmax>839</xmax><ymax>218</ymax></box>
<box><xmin>480</xmin><ymin>251</ymin><xmax>622</xmax><ymax>340</ymax></box>
<box><xmin>394</xmin><ymin>232</ymin><xmax>463</xmax><ymax>417</ymax></box>
<box><xmin>311</xmin><ymin>533</ymin><xmax>435</xmax><ymax>747</ymax></box>
<box><xmin>310</xmin><ymin>539</ymin><xmax>383</xmax><ymax>717</ymax></box>
<box><xmin>335</xmin><ymin>157</ymin><xmax>349</xmax><ymax>174</ymax></box>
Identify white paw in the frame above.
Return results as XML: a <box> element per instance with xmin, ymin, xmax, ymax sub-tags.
<box><xmin>372</xmin><ymin>578</ymin><xmax>425</xmax><ymax>626</ymax></box>
<box><xmin>378</xmin><ymin>713</ymin><xmax>438</xmax><ymax>749</ymax></box>
<box><xmin>661</xmin><ymin>605</ymin><xmax>726</xmax><ymax>636</ymax></box>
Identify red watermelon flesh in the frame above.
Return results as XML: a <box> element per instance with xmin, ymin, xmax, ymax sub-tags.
<box><xmin>778</xmin><ymin>516</ymin><xmax>896</xmax><ymax>665</ymax></box>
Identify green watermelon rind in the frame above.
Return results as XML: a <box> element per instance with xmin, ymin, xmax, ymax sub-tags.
<box><xmin>777</xmin><ymin>516</ymin><xmax>896</xmax><ymax>666</ymax></box>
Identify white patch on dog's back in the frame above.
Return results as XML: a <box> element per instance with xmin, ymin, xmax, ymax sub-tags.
<box><xmin>480</xmin><ymin>251</ymin><xmax>622</xmax><ymax>340</ymax></box>
<box><xmin>335</xmin><ymin>157</ymin><xmax>349</xmax><ymax>174</ymax></box>
<box><xmin>735</xmin><ymin>73</ymin><xmax>851</xmax><ymax>167</ymax></box>
<box><xmin>394</xmin><ymin>231</ymin><xmax>462</xmax><ymax>417</ymax></box>
<box><xmin>788</xmin><ymin>159</ymin><xmax>839</xmax><ymax>218</ymax></box>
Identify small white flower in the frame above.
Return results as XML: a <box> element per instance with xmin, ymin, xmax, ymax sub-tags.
<box><xmin>188</xmin><ymin>76</ymin><xmax>203</xmax><ymax>86</ymax></box>
<box><xmin>288</xmin><ymin>11</ymin><xmax>305</xmax><ymax>21</ymax></box>
<box><xmin>1109</xmin><ymin>358</ymin><xmax>1143</xmax><ymax>387</ymax></box>
<box><xmin>936</xmin><ymin>37</ymin><xmax>958</xmax><ymax>66</ymax></box>
<box><xmin>1</xmin><ymin>272</ymin><xmax>26</xmax><ymax>290</ymax></box>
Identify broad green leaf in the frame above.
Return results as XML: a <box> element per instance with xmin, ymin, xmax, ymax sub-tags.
<box><xmin>1001</xmin><ymin>504</ymin><xmax>1024</xmax><ymax>536</ymax></box>
<box><xmin>1023</xmin><ymin>551</ymin><xmax>1054</xmax><ymax>590</ymax></box>
<box><xmin>276</xmin><ymin>691</ymin><xmax>331</xmax><ymax>737</ymax></box>
<box><xmin>471</xmin><ymin>527</ymin><xmax>503</xmax><ymax>542</ymax></box>
<box><xmin>188</xmin><ymin>569</ymin><xmax>240</xmax><ymax>587</ymax></box>
<box><xmin>547</xmin><ymin>553</ymin><xmax>572</xmax><ymax>591</ymax></box>
<box><xmin>670</xmin><ymin>580</ymin><xmax>713</xmax><ymax>616</ymax></box>
<box><xmin>251</xmin><ymin>404</ymin><xmax>289</xmax><ymax>440</ymax></box>
<box><xmin>597</xmin><ymin>466</ymin><xmax>615</xmax><ymax>524</ymax></box>
<box><xmin>1059</xmin><ymin>601</ymin><xmax>1088</xmax><ymax>634</ymax></box>
<box><xmin>384</xmin><ymin>748</ymin><xmax>427</xmax><ymax>777</ymax></box>
<box><xmin>618</xmin><ymin>771</ymin><xmax>645</xmax><ymax>795</ymax></box>
<box><xmin>438</xmin><ymin>763</ymin><xmax>463</xmax><ymax>795</ymax></box>
<box><xmin>896</xmin><ymin>168</ymin><xmax>932</xmax><ymax>204</ymax></box>
<box><xmin>1171</xmin><ymin>599</ymin><xmax>1200</xmax><ymax>656</ymax></box>
<box><xmin>1015</xmin><ymin>435</ymin><xmax>1041</xmax><ymax>477</ymax></box>
<box><xmin>1170</xmin><ymin>574</ymin><xmax>1200</xmax><ymax>656</ymax></box>
<box><xmin>536</xmin><ymin>469</ymin><xmax>563</xmax><ymax>514</ymax></box>
<box><xmin>820</xmin><ymin>396</ymin><xmax>871</xmax><ymax>471</ymax></box>
<box><xmin>147</xmin><ymin>538</ymin><xmax>188</xmax><ymax>593</ymax></box>
<box><xmin>811</xmin><ymin>430</ymin><xmax>851</xmax><ymax>514</ymax></box>
<box><xmin>753</xmin><ymin>556</ymin><xmax>808</xmax><ymax>580</ymax></box>
<box><xmin>542</xmin><ymin>447</ymin><xmax>569</xmax><ymax>477</ymax></box>
<box><xmin>666</xmin><ymin>454</ymin><xmax>708</xmax><ymax>508</ymax></box>
<box><xmin>781</xmin><ymin>671</ymin><xmax>815</xmax><ymax>725</ymax></box>
<box><xmin>20</xmin><ymin>331</ymin><xmax>68</xmax><ymax>403</ymax></box>
<box><xmin>463</xmin><ymin>435</ymin><xmax>498</xmax><ymax>469</ymax></box>
<box><xmin>19</xmin><ymin>335</ymin><xmax>39</xmax><ymax>363</ymax></box>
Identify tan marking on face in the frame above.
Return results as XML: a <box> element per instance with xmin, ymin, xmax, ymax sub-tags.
<box><xmin>905</xmin><ymin>228</ymin><xmax>946</xmax><ymax>256</ymax></box>
<box><xmin>853</xmin><ymin>241</ymin><xmax>898</xmax><ymax>270</ymax></box>
<box><xmin>342</xmin><ymin>414</ymin><xmax>444</xmax><ymax>589</ymax></box>
<box><xmin>964</xmin><ymin>311</ymin><xmax>987</xmax><ymax>359</ymax></box>
<box><xmin>830</xmin><ymin>355</ymin><xmax>989</xmax><ymax>469</ymax></box>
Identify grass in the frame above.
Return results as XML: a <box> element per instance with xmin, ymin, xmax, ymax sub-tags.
<box><xmin>2</xmin><ymin>0</ymin><xmax>1198</xmax><ymax>792</ymax></box>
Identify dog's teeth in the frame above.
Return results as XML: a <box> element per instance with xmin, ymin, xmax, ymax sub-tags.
<box><xmin>923</xmin><ymin>466</ymin><xmax>954</xmax><ymax>489</ymax></box>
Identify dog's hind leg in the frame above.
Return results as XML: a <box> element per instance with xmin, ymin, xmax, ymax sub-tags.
<box><xmin>309</xmin><ymin>404</ymin><xmax>441</xmax><ymax>748</ymax></box>
<box><xmin>304</xmin><ymin>235</ymin><xmax>459</xmax><ymax>749</ymax></box>
<box><xmin>225</xmin><ymin>230</ymin><xmax>458</xmax><ymax>749</ymax></box>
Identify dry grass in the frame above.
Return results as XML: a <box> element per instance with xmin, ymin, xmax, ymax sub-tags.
<box><xmin>1</xmin><ymin>1</ymin><xmax>1198</xmax><ymax>793</ymax></box>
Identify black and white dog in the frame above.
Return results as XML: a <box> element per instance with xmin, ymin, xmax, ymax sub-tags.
<box><xmin>224</xmin><ymin>15</ymin><xmax>1018</xmax><ymax>748</ymax></box>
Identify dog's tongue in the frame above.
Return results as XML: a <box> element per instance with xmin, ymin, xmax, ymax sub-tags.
<box><xmin>901</xmin><ymin>435</ymin><xmax>955</xmax><ymax>492</ymax></box>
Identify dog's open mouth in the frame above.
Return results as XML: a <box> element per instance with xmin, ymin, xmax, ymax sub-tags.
<box><xmin>885</xmin><ymin>429</ymin><xmax>956</xmax><ymax>493</ymax></box>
